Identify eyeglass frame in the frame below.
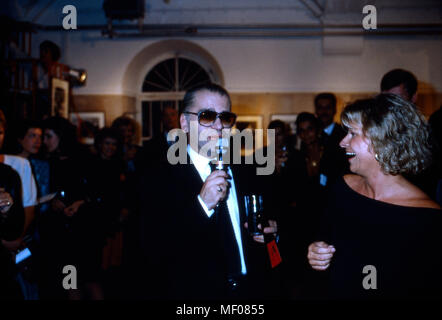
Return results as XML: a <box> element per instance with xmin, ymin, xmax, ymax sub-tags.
<box><xmin>183</xmin><ymin>109</ymin><xmax>237</xmax><ymax>128</ymax></box>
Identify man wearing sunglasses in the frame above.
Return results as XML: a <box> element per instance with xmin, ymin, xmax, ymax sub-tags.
<box><xmin>138</xmin><ymin>83</ymin><xmax>279</xmax><ymax>300</ymax></box>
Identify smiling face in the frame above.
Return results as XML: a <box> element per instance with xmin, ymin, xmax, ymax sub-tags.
<box><xmin>180</xmin><ymin>90</ymin><xmax>231</xmax><ymax>155</ymax></box>
<box><xmin>20</xmin><ymin>127</ymin><xmax>42</xmax><ymax>156</ymax></box>
<box><xmin>339</xmin><ymin>122</ymin><xmax>379</xmax><ymax>176</ymax></box>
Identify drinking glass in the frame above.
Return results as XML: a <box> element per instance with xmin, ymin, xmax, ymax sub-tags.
<box><xmin>244</xmin><ymin>194</ymin><xmax>264</xmax><ymax>236</ymax></box>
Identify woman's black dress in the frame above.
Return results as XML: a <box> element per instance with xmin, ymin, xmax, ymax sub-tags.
<box><xmin>318</xmin><ymin>177</ymin><xmax>442</xmax><ymax>299</ymax></box>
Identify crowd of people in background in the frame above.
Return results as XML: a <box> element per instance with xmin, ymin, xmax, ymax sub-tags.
<box><xmin>0</xmin><ymin>111</ymin><xmax>147</xmax><ymax>299</ymax></box>
<box><xmin>0</xmin><ymin>68</ymin><xmax>441</xmax><ymax>300</ymax></box>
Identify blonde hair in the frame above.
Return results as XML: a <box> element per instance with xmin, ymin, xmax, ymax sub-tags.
<box><xmin>341</xmin><ymin>94</ymin><xmax>432</xmax><ymax>176</ymax></box>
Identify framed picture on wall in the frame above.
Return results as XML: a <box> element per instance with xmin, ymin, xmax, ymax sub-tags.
<box><xmin>69</xmin><ymin>112</ymin><xmax>105</xmax><ymax>145</ymax></box>
<box><xmin>270</xmin><ymin>114</ymin><xmax>298</xmax><ymax>135</ymax></box>
<box><xmin>51</xmin><ymin>78</ymin><xmax>69</xmax><ymax>118</ymax></box>
<box><xmin>233</xmin><ymin>115</ymin><xmax>263</xmax><ymax>156</ymax></box>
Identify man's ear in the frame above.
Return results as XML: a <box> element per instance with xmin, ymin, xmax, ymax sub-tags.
<box><xmin>411</xmin><ymin>92</ymin><xmax>417</xmax><ymax>104</ymax></box>
<box><xmin>180</xmin><ymin>113</ymin><xmax>189</xmax><ymax>133</ymax></box>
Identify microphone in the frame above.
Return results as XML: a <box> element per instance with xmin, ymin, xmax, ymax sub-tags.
<box><xmin>215</xmin><ymin>138</ymin><xmax>228</xmax><ymax>171</ymax></box>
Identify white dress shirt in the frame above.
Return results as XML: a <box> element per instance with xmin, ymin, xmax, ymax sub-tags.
<box><xmin>188</xmin><ymin>145</ymin><xmax>247</xmax><ymax>275</ymax></box>
<box><xmin>4</xmin><ymin>155</ymin><xmax>38</xmax><ymax>207</ymax></box>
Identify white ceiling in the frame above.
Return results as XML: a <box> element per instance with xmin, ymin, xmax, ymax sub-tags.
<box><xmin>3</xmin><ymin>0</ymin><xmax>441</xmax><ymax>26</ymax></box>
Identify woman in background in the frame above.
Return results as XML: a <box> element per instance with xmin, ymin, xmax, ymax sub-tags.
<box><xmin>0</xmin><ymin>163</ymin><xmax>25</xmax><ymax>299</ymax></box>
<box><xmin>17</xmin><ymin>120</ymin><xmax>50</xmax><ymax>214</ymax></box>
<box><xmin>88</xmin><ymin>128</ymin><xmax>127</xmax><ymax>298</ymax></box>
<box><xmin>110</xmin><ymin>115</ymin><xmax>143</xmax><ymax>297</ymax></box>
<box><xmin>111</xmin><ymin>116</ymin><xmax>141</xmax><ymax>175</ymax></box>
<box><xmin>0</xmin><ymin>113</ymin><xmax>37</xmax><ymax>252</ymax></box>
<box><xmin>39</xmin><ymin>116</ymin><xmax>103</xmax><ymax>299</ymax></box>
<box><xmin>296</xmin><ymin>113</ymin><xmax>324</xmax><ymax>182</ymax></box>
<box><xmin>0</xmin><ymin>111</ymin><xmax>38</xmax><ymax>300</ymax></box>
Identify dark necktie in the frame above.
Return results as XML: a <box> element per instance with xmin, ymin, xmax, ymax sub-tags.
<box><xmin>209</xmin><ymin>162</ymin><xmax>241</xmax><ymax>276</ymax></box>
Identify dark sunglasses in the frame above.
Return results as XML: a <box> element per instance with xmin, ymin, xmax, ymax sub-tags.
<box><xmin>183</xmin><ymin>110</ymin><xmax>237</xmax><ymax>128</ymax></box>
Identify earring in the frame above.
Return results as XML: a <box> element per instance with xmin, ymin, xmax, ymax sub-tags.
<box><xmin>375</xmin><ymin>153</ymin><xmax>380</xmax><ymax>161</ymax></box>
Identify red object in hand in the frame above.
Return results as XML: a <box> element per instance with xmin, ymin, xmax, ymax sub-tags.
<box><xmin>267</xmin><ymin>239</ymin><xmax>282</xmax><ymax>268</ymax></box>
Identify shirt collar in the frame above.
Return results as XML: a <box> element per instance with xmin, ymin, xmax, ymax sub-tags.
<box><xmin>323</xmin><ymin>122</ymin><xmax>335</xmax><ymax>136</ymax></box>
<box><xmin>187</xmin><ymin>144</ymin><xmax>214</xmax><ymax>174</ymax></box>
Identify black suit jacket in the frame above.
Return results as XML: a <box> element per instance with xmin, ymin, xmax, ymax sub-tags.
<box><xmin>141</xmin><ymin>133</ymin><xmax>171</xmax><ymax>167</ymax></box>
<box><xmin>138</xmin><ymin>156</ymin><xmax>274</xmax><ymax>300</ymax></box>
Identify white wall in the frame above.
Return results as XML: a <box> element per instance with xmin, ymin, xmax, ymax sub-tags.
<box><xmin>33</xmin><ymin>31</ymin><xmax>442</xmax><ymax>95</ymax></box>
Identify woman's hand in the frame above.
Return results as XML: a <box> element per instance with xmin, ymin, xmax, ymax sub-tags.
<box><xmin>307</xmin><ymin>241</ymin><xmax>336</xmax><ymax>271</ymax></box>
<box><xmin>64</xmin><ymin>200</ymin><xmax>85</xmax><ymax>217</ymax></box>
<box><xmin>0</xmin><ymin>188</ymin><xmax>13</xmax><ymax>215</ymax></box>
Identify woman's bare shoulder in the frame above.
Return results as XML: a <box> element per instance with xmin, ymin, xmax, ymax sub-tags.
<box><xmin>400</xmin><ymin>183</ymin><xmax>441</xmax><ymax>210</ymax></box>
<box><xmin>343</xmin><ymin>174</ymin><xmax>441</xmax><ymax>210</ymax></box>
<box><xmin>405</xmin><ymin>194</ymin><xmax>441</xmax><ymax>210</ymax></box>
<box><xmin>402</xmin><ymin>198</ymin><xmax>441</xmax><ymax>210</ymax></box>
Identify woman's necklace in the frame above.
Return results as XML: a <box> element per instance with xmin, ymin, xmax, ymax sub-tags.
<box><xmin>305</xmin><ymin>144</ymin><xmax>323</xmax><ymax>176</ymax></box>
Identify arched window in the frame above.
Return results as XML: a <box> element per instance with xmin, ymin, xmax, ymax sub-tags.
<box><xmin>142</xmin><ymin>57</ymin><xmax>211</xmax><ymax>92</ymax></box>
<box><xmin>139</xmin><ymin>56</ymin><xmax>213</xmax><ymax>142</ymax></box>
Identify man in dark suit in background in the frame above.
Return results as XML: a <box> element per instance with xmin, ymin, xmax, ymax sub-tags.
<box><xmin>138</xmin><ymin>83</ymin><xmax>279</xmax><ymax>300</ymax></box>
<box><xmin>380</xmin><ymin>68</ymin><xmax>418</xmax><ymax>103</ymax></box>
<box><xmin>143</xmin><ymin>105</ymin><xmax>180</xmax><ymax>167</ymax></box>
<box><xmin>314</xmin><ymin>92</ymin><xmax>348</xmax><ymax>187</ymax></box>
